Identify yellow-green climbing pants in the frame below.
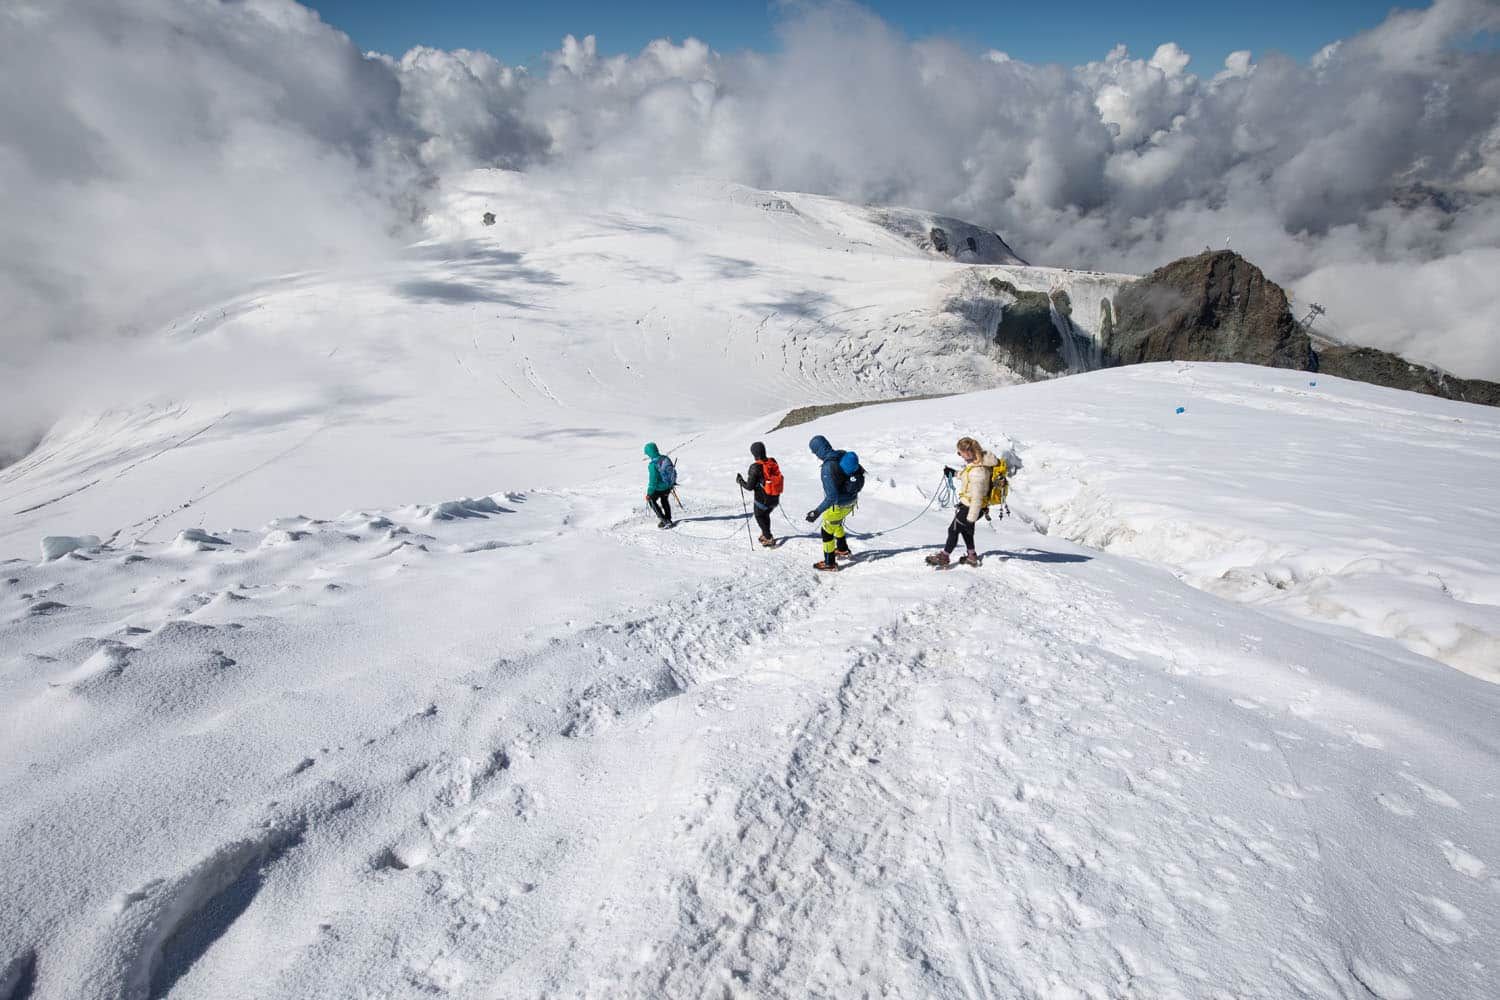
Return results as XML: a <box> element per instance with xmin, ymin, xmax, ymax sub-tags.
<box><xmin>820</xmin><ymin>504</ymin><xmax>854</xmax><ymax>555</ymax></box>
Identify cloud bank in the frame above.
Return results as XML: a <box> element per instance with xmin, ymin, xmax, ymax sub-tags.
<box><xmin>520</xmin><ymin>0</ymin><xmax>1500</xmax><ymax>376</ymax></box>
<box><xmin>3</xmin><ymin>0</ymin><xmax>1498</xmax><ymax>457</ymax></box>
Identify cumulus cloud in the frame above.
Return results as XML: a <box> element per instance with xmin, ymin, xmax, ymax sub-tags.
<box><xmin>512</xmin><ymin>0</ymin><xmax>1500</xmax><ymax>377</ymax></box>
<box><xmin>3</xmin><ymin>0</ymin><xmax>1500</xmax><ymax>460</ymax></box>
<box><xmin>0</xmin><ymin>0</ymin><xmax>545</xmax><ymax>459</ymax></box>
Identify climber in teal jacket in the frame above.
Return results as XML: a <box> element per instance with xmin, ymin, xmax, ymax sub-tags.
<box><xmin>644</xmin><ymin>442</ymin><xmax>677</xmax><ymax>526</ymax></box>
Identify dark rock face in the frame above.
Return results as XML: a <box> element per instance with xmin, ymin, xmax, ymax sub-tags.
<box><xmin>1102</xmin><ymin>249</ymin><xmax>1499</xmax><ymax>407</ymax></box>
<box><xmin>987</xmin><ymin>279</ymin><xmax>1097</xmax><ymax>377</ymax></box>
<box><xmin>1106</xmin><ymin>251</ymin><xmax>1314</xmax><ymax>369</ymax></box>
<box><xmin>1316</xmin><ymin>346</ymin><xmax>1500</xmax><ymax>406</ymax></box>
<box><xmin>872</xmin><ymin>210</ymin><xmax>1027</xmax><ymax>264</ymax></box>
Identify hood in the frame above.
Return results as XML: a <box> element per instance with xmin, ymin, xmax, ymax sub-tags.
<box><xmin>644</xmin><ymin>442</ymin><xmax>660</xmax><ymax>459</ymax></box>
<box><xmin>839</xmin><ymin>452</ymin><xmax>860</xmax><ymax>474</ymax></box>
<box><xmin>750</xmin><ymin>441</ymin><xmax>767</xmax><ymax>461</ymax></box>
<box><xmin>979</xmin><ymin>450</ymin><xmax>999</xmax><ymax>468</ymax></box>
<box><xmin>808</xmin><ymin>435</ymin><xmax>836</xmax><ymax>461</ymax></box>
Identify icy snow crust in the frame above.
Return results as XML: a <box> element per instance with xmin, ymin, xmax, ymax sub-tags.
<box><xmin>2</xmin><ymin>173</ymin><xmax>1498</xmax><ymax>999</ymax></box>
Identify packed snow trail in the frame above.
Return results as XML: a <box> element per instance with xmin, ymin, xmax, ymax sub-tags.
<box><xmin>4</xmin><ymin>426</ymin><xmax>1497</xmax><ymax>998</ymax></box>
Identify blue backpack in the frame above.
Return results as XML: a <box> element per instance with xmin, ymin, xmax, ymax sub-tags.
<box><xmin>833</xmin><ymin>451</ymin><xmax>865</xmax><ymax>498</ymax></box>
<box><xmin>656</xmin><ymin>455</ymin><xmax>678</xmax><ymax>488</ymax></box>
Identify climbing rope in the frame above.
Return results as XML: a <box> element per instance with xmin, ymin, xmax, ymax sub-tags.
<box><xmin>773</xmin><ymin>473</ymin><xmax>955</xmax><ymax>541</ymax></box>
<box><xmin>667</xmin><ymin>508</ymin><xmax>755</xmax><ymax>542</ymax></box>
<box><xmin>852</xmin><ymin>474</ymin><xmax>951</xmax><ymax>539</ymax></box>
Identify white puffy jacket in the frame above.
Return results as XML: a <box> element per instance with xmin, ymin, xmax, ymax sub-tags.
<box><xmin>958</xmin><ymin>450</ymin><xmax>999</xmax><ymax>522</ymax></box>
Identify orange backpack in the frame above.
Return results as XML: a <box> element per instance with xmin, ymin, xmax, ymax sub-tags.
<box><xmin>757</xmin><ymin>459</ymin><xmax>784</xmax><ymax>496</ymax></box>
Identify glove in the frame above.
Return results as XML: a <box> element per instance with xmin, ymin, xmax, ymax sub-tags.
<box><xmin>942</xmin><ymin>466</ymin><xmax>956</xmax><ymax>478</ymax></box>
<box><xmin>736</xmin><ymin>474</ymin><xmax>746</xmax><ymax>489</ymax></box>
<box><xmin>805</xmin><ymin>510</ymin><xmax>818</xmax><ymax>523</ymax></box>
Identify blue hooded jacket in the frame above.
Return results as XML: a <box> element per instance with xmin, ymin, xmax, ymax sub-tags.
<box><xmin>809</xmin><ymin>435</ymin><xmax>862</xmax><ymax>513</ymax></box>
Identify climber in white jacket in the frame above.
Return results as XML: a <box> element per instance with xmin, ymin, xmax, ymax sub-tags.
<box><xmin>925</xmin><ymin>436</ymin><xmax>998</xmax><ymax>568</ymax></box>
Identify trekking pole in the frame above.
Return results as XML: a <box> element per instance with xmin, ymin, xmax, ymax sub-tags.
<box><xmin>739</xmin><ymin>488</ymin><xmax>755</xmax><ymax>550</ymax></box>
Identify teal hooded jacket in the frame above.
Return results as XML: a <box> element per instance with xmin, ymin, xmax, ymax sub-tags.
<box><xmin>644</xmin><ymin>442</ymin><xmax>673</xmax><ymax>493</ymax></box>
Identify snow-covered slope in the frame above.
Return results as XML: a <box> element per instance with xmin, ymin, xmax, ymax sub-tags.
<box><xmin>0</xmin><ymin>172</ymin><xmax>1122</xmax><ymax>566</ymax></box>
<box><xmin>3</xmin><ymin>174</ymin><xmax>1498</xmax><ymax>1000</ymax></box>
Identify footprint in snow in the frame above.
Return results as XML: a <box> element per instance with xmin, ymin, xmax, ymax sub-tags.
<box><xmin>1402</xmin><ymin>894</ymin><xmax>1470</xmax><ymax>946</ymax></box>
<box><xmin>1375</xmin><ymin>792</ymin><xmax>1415</xmax><ymax>817</ymax></box>
<box><xmin>1269</xmin><ymin>782</ymin><xmax>1315</xmax><ymax>800</ymax></box>
<box><xmin>1399</xmin><ymin>772</ymin><xmax>1461</xmax><ymax>809</ymax></box>
<box><xmin>1347</xmin><ymin>957</ymin><xmax>1415</xmax><ymax>1000</ymax></box>
<box><xmin>1438</xmin><ymin>841</ymin><xmax>1488</xmax><ymax>880</ymax></box>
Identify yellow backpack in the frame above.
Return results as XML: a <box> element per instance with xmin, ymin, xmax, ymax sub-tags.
<box><xmin>985</xmin><ymin>456</ymin><xmax>1010</xmax><ymax>507</ymax></box>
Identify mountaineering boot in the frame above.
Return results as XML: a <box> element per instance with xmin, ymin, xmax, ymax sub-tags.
<box><xmin>760</xmin><ymin>537</ymin><xmax>777</xmax><ymax>548</ymax></box>
<box><xmin>658</xmin><ymin>519</ymin><xmax>676</xmax><ymax>529</ymax></box>
<box><xmin>813</xmin><ymin>559</ymin><xmax>841</xmax><ymax>572</ymax></box>
<box><xmin>758</xmin><ymin>534</ymin><xmax>774</xmax><ymax>546</ymax></box>
<box><xmin>834</xmin><ymin>548</ymin><xmax>854</xmax><ymax>560</ymax></box>
<box><xmin>960</xmin><ymin>550</ymin><xmax>982</xmax><ymax>567</ymax></box>
<box><xmin>925</xmin><ymin>551</ymin><xmax>951</xmax><ymax>567</ymax></box>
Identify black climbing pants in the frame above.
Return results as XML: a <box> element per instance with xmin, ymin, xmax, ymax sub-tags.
<box><xmin>647</xmin><ymin>490</ymin><xmax>673</xmax><ymax>522</ymax></box>
<box><xmin>753</xmin><ymin>496</ymin><xmax>779</xmax><ymax>537</ymax></box>
<box><xmin>945</xmin><ymin>504</ymin><xmax>977</xmax><ymax>553</ymax></box>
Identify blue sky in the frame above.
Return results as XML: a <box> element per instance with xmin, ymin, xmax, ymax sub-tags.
<box><xmin>305</xmin><ymin>0</ymin><xmax>1430</xmax><ymax>70</ymax></box>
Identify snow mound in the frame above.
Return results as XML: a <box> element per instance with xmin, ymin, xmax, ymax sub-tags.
<box><xmin>810</xmin><ymin>363</ymin><xmax>1500</xmax><ymax>680</ymax></box>
<box><xmin>170</xmin><ymin>529</ymin><xmax>230</xmax><ymax>553</ymax></box>
<box><xmin>40</xmin><ymin>535</ymin><xmax>100</xmax><ymax>562</ymax></box>
<box><xmin>402</xmin><ymin>496</ymin><xmax>514</xmax><ymax>523</ymax></box>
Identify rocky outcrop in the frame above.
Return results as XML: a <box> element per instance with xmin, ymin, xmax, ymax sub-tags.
<box><xmin>987</xmin><ymin>279</ymin><xmax>1097</xmax><ymax>377</ymax></box>
<box><xmin>1100</xmin><ymin>249</ymin><xmax>1499</xmax><ymax>407</ymax></box>
<box><xmin>1105</xmin><ymin>251</ymin><xmax>1314</xmax><ymax>369</ymax></box>
<box><xmin>870</xmin><ymin>209</ymin><xmax>1027</xmax><ymax>265</ymax></box>
<box><xmin>1316</xmin><ymin>346</ymin><xmax>1500</xmax><ymax>407</ymax></box>
<box><xmin>771</xmin><ymin>393</ymin><xmax>955</xmax><ymax>431</ymax></box>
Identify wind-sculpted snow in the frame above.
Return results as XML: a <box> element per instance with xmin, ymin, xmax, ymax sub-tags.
<box><xmin>3</xmin><ymin>364</ymin><xmax>1499</xmax><ymax>998</ymax></box>
<box><xmin>1</xmin><ymin>154</ymin><xmax>1497</xmax><ymax>1000</ymax></box>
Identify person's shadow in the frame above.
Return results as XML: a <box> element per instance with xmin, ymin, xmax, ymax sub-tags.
<box><xmin>856</xmin><ymin>544</ymin><xmax>929</xmax><ymax>563</ymax></box>
<box><xmin>855</xmin><ymin>544</ymin><xmax>1093</xmax><ymax>565</ymax></box>
<box><xmin>983</xmin><ymin>548</ymin><xmax>1091</xmax><ymax>564</ymax></box>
